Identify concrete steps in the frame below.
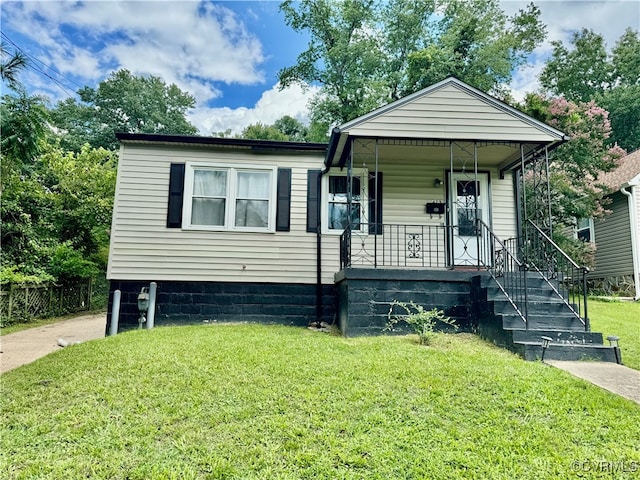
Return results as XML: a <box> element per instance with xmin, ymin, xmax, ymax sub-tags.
<box><xmin>473</xmin><ymin>275</ymin><xmax>620</xmax><ymax>363</ymax></box>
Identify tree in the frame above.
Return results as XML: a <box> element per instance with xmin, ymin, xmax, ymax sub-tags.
<box><xmin>521</xmin><ymin>94</ymin><xmax>625</xmax><ymax>237</ymax></box>
<box><xmin>539</xmin><ymin>28</ymin><xmax>640</xmax><ymax>151</ymax></box>
<box><xmin>0</xmin><ymin>93</ymin><xmax>50</xmax><ymax>187</ymax></box>
<box><xmin>50</xmin><ymin>69</ymin><xmax>199</xmax><ymax>151</ymax></box>
<box><xmin>239</xmin><ymin>122</ymin><xmax>289</xmax><ymax>141</ymax></box>
<box><xmin>279</xmin><ymin>0</ymin><xmax>545</xmax><ymax>133</ymax></box>
<box><xmin>0</xmin><ymin>42</ymin><xmax>27</xmax><ymax>92</ymax></box>
<box><xmin>236</xmin><ymin>116</ymin><xmax>311</xmax><ymax>142</ymax></box>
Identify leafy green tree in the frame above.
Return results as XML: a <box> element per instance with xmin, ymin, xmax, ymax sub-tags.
<box><xmin>273</xmin><ymin>115</ymin><xmax>310</xmax><ymax>142</ymax></box>
<box><xmin>279</xmin><ymin>0</ymin><xmax>545</xmax><ymax>132</ymax></box>
<box><xmin>239</xmin><ymin>122</ymin><xmax>289</xmax><ymax>141</ymax></box>
<box><xmin>0</xmin><ymin>93</ymin><xmax>50</xmax><ymax>184</ymax></box>
<box><xmin>0</xmin><ymin>42</ymin><xmax>27</xmax><ymax>92</ymax></box>
<box><xmin>539</xmin><ymin>28</ymin><xmax>640</xmax><ymax>151</ymax></box>
<box><xmin>42</xmin><ymin>145</ymin><xmax>117</xmax><ymax>269</ymax></box>
<box><xmin>50</xmin><ymin>69</ymin><xmax>198</xmax><ymax>151</ymax></box>
<box><xmin>521</xmin><ymin>94</ymin><xmax>625</xmax><ymax>227</ymax></box>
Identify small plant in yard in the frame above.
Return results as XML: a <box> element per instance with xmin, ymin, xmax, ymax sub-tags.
<box><xmin>385</xmin><ymin>300</ymin><xmax>457</xmax><ymax>345</ymax></box>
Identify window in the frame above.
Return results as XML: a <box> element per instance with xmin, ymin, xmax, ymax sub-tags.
<box><xmin>183</xmin><ymin>164</ymin><xmax>276</xmax><ymax>232</ymax></box>
<box><xmin>576</xmin><ymin>218</ymin><xmax>594</xmax><ymax>243</ymax></box>
<box><xmin>322</xmin><ymin>173</ymin><xmax>367</xmax><ymax>233</ymax></box>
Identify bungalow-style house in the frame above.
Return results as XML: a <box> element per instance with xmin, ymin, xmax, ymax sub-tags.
<box><xmin>107</xmin><ymin>77</ymin><xmax>620</xmax><ymax>362</ymax></box>
<box><xmin>588</xmin><ymin>148</ymin><xmax>640</xmax><ymax>300</ymax></box>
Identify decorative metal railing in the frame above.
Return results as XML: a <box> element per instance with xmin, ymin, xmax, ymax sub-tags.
<box><xmin>476</xmin><ymin>220</ymin><xmax>529</xmax><ymax>327</ymax></box>
<box><xmin>520</xmin><ymin>220</ymin><xmax>589</xmax><ymax>330</ymax></box>
<box><xmin>339</xmin><ymin>224</ymin><xmax>450</xmax><ymax>270</ymax></box>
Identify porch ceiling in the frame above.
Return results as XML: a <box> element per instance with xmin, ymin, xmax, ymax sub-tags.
<box><xmin>329</xmin><ymin>136</ymin><xmax>552</xmax><ymax>171</ymax></box>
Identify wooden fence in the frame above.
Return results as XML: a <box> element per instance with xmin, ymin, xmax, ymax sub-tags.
<box><xmin>0</xmin><ymin>280</ymin><xmax>93</xmax><ymax>326</ymax></box>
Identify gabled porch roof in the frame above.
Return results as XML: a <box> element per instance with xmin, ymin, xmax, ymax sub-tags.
<box><xmin>325</xmin><ymin>77</ymin><xmax>567</xmax><ymax>172</ymax></box>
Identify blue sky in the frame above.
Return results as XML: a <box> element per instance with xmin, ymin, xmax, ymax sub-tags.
<box><xmin>1</xmin><ymin>1</ymin><xmax>638</xmax><ymax>135</ymax></box>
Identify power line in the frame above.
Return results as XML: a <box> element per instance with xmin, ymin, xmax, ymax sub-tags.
<box><xmin>1</xmin><ymin>31</ymin><xmax>81</xmax><ymax>97</ymax></box>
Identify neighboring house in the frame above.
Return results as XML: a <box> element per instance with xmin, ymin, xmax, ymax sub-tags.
<box><xmin>107</xmin><ymin>77</ymin><xmax>620</xmax><ymax>361</ymax></box>
<box><xmin>589</xmin><ymin>149</ymin><xmax>640</xmax><ymax>299</ymax></box>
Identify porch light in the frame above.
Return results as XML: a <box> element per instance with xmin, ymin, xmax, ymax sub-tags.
<box><xmin>540</xmin><ymin>336</ymin><xmax>553</xmax><ymax>362</ymax></box>
<box><xmin>434</xmin><ymin>178</ymin><xmax>443</xmax><ymax>187</ymax></box>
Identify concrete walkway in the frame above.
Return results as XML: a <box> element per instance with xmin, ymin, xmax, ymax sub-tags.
<box><xmin>0</xmin><ymin>313</ymin><xmax>107</xmax><ymax>374</ymax></box>
<box><xmin>547</xmin><ymin>360</ymin><xmax>640</xmax><ymax>404</ymax></box>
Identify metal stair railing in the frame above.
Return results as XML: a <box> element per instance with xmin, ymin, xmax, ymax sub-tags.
<box><xmin>522</xmin><ymin>220</ymin><xmax>589</xmax><ymax>331</ymax></box>
<box><xmin>477</xmin><ymin>220</ymin><xmax>529</xmax><ymax>328</ymax></box>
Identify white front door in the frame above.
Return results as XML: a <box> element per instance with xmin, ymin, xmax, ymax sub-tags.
<box><xmin>449</xmin><ymin>172</ymin><xmax>489</xmax><ymax>266</ymax></box>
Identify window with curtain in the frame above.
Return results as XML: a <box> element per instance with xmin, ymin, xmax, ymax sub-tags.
<box><xmin>325</xmin><ymin>174</ymin><xmax>365</xmax><ymax>232</ymax></box>
<box><xmin>185</xmin><ymin>165</ymin><xmax>275</xmax><ymax>231</ymax></box>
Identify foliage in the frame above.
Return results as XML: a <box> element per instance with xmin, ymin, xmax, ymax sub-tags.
<box><xmin>0</xmin><ymin>266</ymin><xmax>53</xmax><ymax>286</ymax></box>
<box><xmin>279</xmin><ymin>0</ymin><xmax>545</xmax><ymax>132</ymax></box>
<box><xmin>0</xmin><ymin>41</ymin><xmax>27</xmax><ymax>92</ymax></box>
<box><xmin>236</xmin><ymin>115</ymin><xmax>312</xmax><ymax>142</ymax></box>
<box><xmin>1</xmin><ymin>142</ymin><xmax>116</xmax><ymax>283</ymax></box>
<box><xmin>520</xmin><ymin>94</ymin><xmax>625</xmax><ymax>251</ymax></box>
<box><xmin>589</xmin><ymin>300</ymin><xmax>640</xmax><ymax>371</ymax></box>
<box><xmin>50</xmin><ymin>69</ymin><xmax>198</xmax><ymax>151</ymax></box>
<box><xmin>386</xmin><ymin>300</ymin><xmax>457</xmax><ymax>344</ymax></box>
<box><xmin>0</xmin><ymin>93</ymin><xmax>50</xmax><ymax>183</ymax></box>
<box><xmin>2</xmin><ymin>325</ymin><xmax>638</xmax><ymax>479</ymax></box>
<box><xmin>540</xmin><ymin>28</ymin><xmax>640</xmax><ymax>151</ymax></box>
<box><xmin>239</xmin><ymin>122</ymin><xmax>289</xmax><ymax>141</ymax></box>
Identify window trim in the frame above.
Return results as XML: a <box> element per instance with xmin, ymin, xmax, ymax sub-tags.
<box><xmin>575</xmin><ymin>217</ymin><xmax>595</xmax><ymax>243</ymax></box>
<box><xmin>182</xmin><ymin>162</ymin><xmax>277</xmax><ymax>233</ymax></box>
<box><xmin>321</xmin><ymin>170</ymin><xmax>368</xmax><ymax>235</ymax></box>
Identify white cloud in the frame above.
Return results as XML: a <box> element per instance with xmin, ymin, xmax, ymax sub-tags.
<box><xmin>1</xmin><ymin>1</ymin><xmax>266</xmax><ymax>102</ymax></box>
<box><xmin>189</xmin><ymin>83</ymin><xmax>319</xmax><ymax>135</ymax></box>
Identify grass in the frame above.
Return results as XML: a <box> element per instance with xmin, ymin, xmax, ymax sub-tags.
<box><xmin>588</xmin><ymin>299</ymin><xmax>640</xmax><ymax>370</ymax></box>
<box><xmin>1</xmin><ymin>325</ymin><xmax>639</xmax><ymax>479</ymax></box>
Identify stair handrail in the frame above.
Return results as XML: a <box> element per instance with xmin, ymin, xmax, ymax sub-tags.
<box><xmin>523</xmin><ymin>220</ymin><xmax>589</xmax><ymax>330</ymax></box>
<box><xmin>477</xmin><ymin>219</ymin><xmax>529</xmax><ymax>328</ymax></box>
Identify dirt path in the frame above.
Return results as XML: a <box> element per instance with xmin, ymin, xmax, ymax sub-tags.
<box><xmin>0</xmin><ymin>313</ymin><xmax>107</xmax><ymax>374</ymax></box>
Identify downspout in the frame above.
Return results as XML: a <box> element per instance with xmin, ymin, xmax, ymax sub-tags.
<box><xmin>620</xmin><ymin>181</ymin><xmax>640</xmax><ymax>300</ymax></box>
<box><xmin>315</xmin><ymin>128</ymin><xmax>342</xmax><ymax>327</ymax></box>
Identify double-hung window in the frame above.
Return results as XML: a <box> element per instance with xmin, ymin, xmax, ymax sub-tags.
<box><xmin>323</xmin><ymin>172</ymin><xmax>367</xmax><ymax>233</ymax></box>
<box><xmin>575</xmin><ymin>217</ymin><xmax>594</xmax><ymax>243</ymax></box>
<box><xmin>184</xmin><ymin>163</ymin><xmax>276</xmax><ymax>232</ymax></box>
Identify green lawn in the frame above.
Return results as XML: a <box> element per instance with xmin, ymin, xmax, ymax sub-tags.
<box><xmin>588</xmin><ymin>299</ymin><xmax>640</xmax><ymax>370</ymax></box>
<box><xmin>1</xmin><ymin>325</ymin><xmax>639</xmax><ymax>479</ymax></box>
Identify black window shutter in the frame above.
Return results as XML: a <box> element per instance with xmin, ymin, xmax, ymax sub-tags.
<box><xmin>369</xmin><ymin>172</ymin><xmax>383</xmax><ymax>234</ymax></box>
<box><xmin>167</xmin><ymin>163</ymin><xmax>185</xmax><ymax>228</ymax></box>
<box><xmin>306</xmin><ymin>170</ymin><xmax>321</xmax><ymax>233</ymax></box>
<box><xmin>276</xmin><ymin>168</ymin><xmax>292</xmax><ymax>232</ymax></box>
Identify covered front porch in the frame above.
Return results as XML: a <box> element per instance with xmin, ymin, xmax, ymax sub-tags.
<box><xmin>320</xmin><ymin>78</ymin><xmax>593</xmax><ymax>352</ymax></box>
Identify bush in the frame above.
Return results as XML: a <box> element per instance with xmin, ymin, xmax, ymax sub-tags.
<box><xmin>47</xmin><ymin>242</ymin><xmax>99</xmax><ymax>282</ymax></box>
<box><xmin>385</xmin><ymin>300</ymin><xmax>457</xmax><ymax>345</ymax></box>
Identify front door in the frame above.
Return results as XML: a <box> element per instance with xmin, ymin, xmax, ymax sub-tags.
<box><xmin>448</xmin><ymin>172</ymin><xmax>489</xmax><ymax>266</ymax></box>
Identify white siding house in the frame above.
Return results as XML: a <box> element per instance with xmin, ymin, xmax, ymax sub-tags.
<box><xmin>107</xmin><ymin>77</ymin><xmax>569</xmax><ymax>334</ymax></box>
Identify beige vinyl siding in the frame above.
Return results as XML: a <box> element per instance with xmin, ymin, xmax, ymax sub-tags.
<box><xmin>109</xmin><ymin>142</ymin><xmax>519</xmax><ymax>285</ymax></box>
<box><xmin>345</xmin><ymin>84</ymin><xmax>557</xmax><ymax>142</ymax></box>
<box><xmin>335</xmin><ymin>152</ymin><xmax>517</xmax><ymax>264</ymax></box>
<box><xmin>591</xmin><ymin>192</ymin><xmax>633</xmax><ymax>279</ymax></box>
<box><xmin>108</xmin><ymin>144</ymin><xmax>333</xmax><ymax>284</ymax></box>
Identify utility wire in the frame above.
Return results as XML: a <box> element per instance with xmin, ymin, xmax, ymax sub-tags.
<box><xmin>1</xmin><ymin>31</ymin><xmax>81</xmax><ymax>97</ymax></box>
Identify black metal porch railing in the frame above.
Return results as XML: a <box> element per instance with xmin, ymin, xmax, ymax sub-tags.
<box><xmin>476</xmin><ymin>220</ymin><xmax>529</xmax><ymax>327</ymax></box>
<box><xmin>520</xmin><ymin>220</ymin><xmax>589</xmax><ymax>330</ymax></box>
<box><xmin>339</xmin><ymin>224</ymin><xmax>450</xmax><ymax>270</ymax></box>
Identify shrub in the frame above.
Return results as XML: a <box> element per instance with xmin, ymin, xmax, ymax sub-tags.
<box><xmin>385</xmin><ymin>300</ymin><xmax>457</xmax><ymax>345</ymax></box>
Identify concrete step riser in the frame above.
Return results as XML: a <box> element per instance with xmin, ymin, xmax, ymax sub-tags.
<box><xmin>518</xmin><ymin>343</ymin><xmax>619</xmax><ymax>363</ymax></box>
<box><xmin>510</xmin><ymin>330</ymin><xmax>603</xmax><ymax>344</ymax></box>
